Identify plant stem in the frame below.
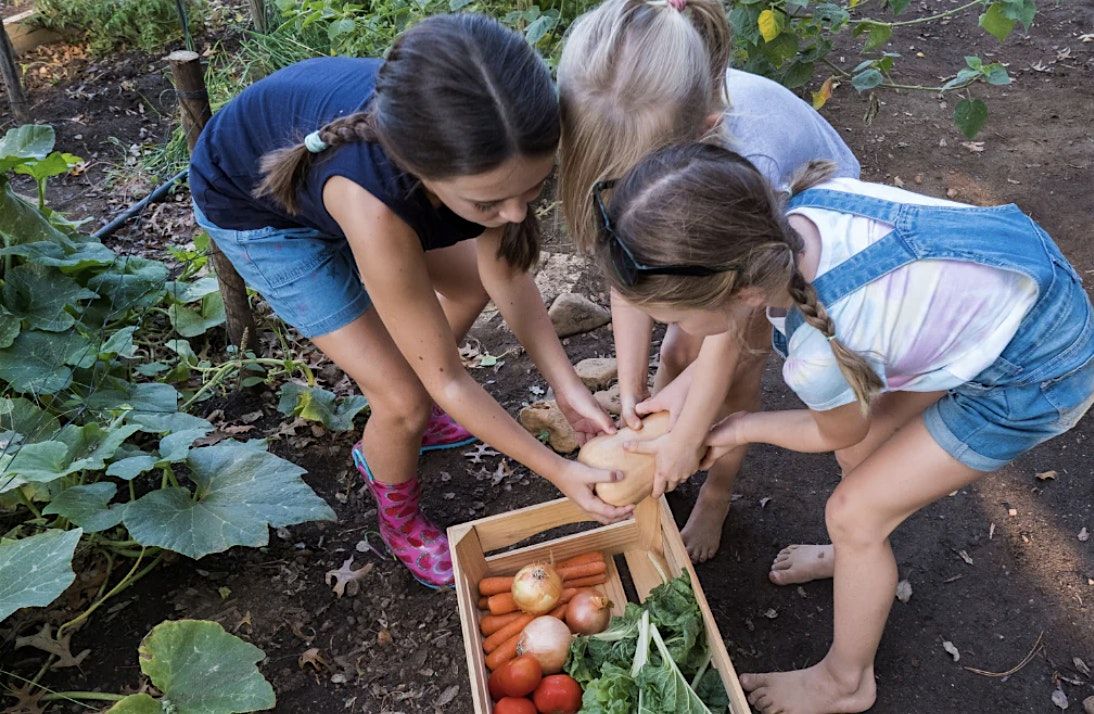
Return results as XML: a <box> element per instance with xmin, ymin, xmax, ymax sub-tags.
<box><xmin>41</xmin><ymin>691</ymin><xmax>127</xmax><ymax>703</ymax></box>
<box><xmin>869</xmin><ymin>0</ymin><xmax>981</xmax><ymax>28</ymax></box>
<box><xmin>58</xmin><ymin>548</ymin><xmax>163</xmax><ymax>636</ymax></box>
<box><xmin>17</xmin><ymin>489</ymin><xmax>42</xmax><ymax>518</ymax></box>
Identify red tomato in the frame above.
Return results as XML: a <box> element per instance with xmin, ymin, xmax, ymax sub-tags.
<box><xmin>489</xmin><ymin>655</ymin><xmax>543</xmax><ymax>699</ymax></box>
<box><xmin>494</xmin><ymin>697</ymin><xmax>538</xmax><ymax>714</ymax></box>
<box><xmin>533</xmin><ymin>674</ymin><xmax>582</xmax><ymax>714</ymax></box>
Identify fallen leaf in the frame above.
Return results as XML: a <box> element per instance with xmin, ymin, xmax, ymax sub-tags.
<box><xmin>463</xmin><ymin>444</ymin><xmax>500</xmax><ymax>464</ymax></box>
<box><xmin>1079</xmin><ymin>527</ymin><xmax>1090</xmax><ymax>543</ymax></box>
<box><xmin>1036</xmin><ymin>470</ymin><xmax>1058</xmax><ymax>481</ymax></box>
<box><xmin>989</xmin><ymin>522</ymin><xmax>996</xmax><ymax>540</ymax></box>
<box><xmin>958</xmin><ymin>550</ymin><xmax>974</xmax><ymax>566</ymax></box>
<box><xmin>217</xmin><ymin>586</ymin><xmax>231</xmax><ymax>600</ymax></box>
<box><xmin>529</xmin><ymin>385</ymin><xmax>545</xmax><ymax>396</ymax></box>
<box><xmin>942</xmin><ymin>640</ymin><xmax>960</xmax><ymax>662</ymax></box>
<box><xmin>1052</xmin><ymin>688</ymin><xmax>1069</xmax><ymax>710</ymax></box>
<box><xmin>15</xmin><ymin>624</ymin><xmax>91</xmax><ymax>669</ymax></box>
<box><xmin>1008</xmin><ymin>507</ymin><xmax>1018</xmax><ymax>517</ymax></box>
<box><xmin>479</xmin><ymin>354</ymin><xmax>498</xmax><ymax>367</ymax></box>
<box><xmin>895</xmin><ymin>580</ymin><xmax>913</xmax><ymax>603</ymax></box>
<box><xmin>1057</xmin><ymin>47</ymin><xmax>1072</xmax><ymax>61</ymax></box>
<box><xmin>325</xmin><ymin>557</ymin><xmax>374</xmax><ymax>598</ymax></box>
<box><xmin>759</xmin><ymin>497</ymin><xmax>772</xmax><ymax>509</ymax></box>
<box><xmin>299</xmin><ymin>647</ymin><xmax>330</xmax><ymax>672</ymax></box>
<box><xmin>4</xmin><ymin>685</ymin><xmax>46</xmax><ymax>714</ymax></box>
<box><xmin>437</xmin><ymin>684</ymin><xmax>460</xmax><ymax>706</ymax></box>
<box><xmin>797</xmin><ymin>586</ymin><xmax>808</xmax><ymax>599</ymax></box>
<box><xmin>1083</xmin><ymin>695</ymin><xmax>1094</xmax><ymax>714</ymax></box>
<box><xmin>961</xmin><ymin>141</ymin><xmax>985</xmax><ymax>153</ymax></box>
<box><xmin>1075</xmin><ymin>657</ymin><xmax>1090</xmax><ymax>677</ymax></box>
<box><xmin>377</xmin><ymin>628</ymin><xmax>393</xmax><ymax>647</ymax></box>
<box><xmin>240</xmin><ymin>410</ymin><xmax>264</xmax><ymax>424</ymax></box>
<box><xmin>763</xmin><ymin>608</ymin><xmax>778</xmax><ymax>619</ymax></box>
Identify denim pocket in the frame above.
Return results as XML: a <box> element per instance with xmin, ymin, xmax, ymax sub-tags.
<box><xmin>1041</xmin><ymin>357</ymin><xmax>1094</xmax><ymax>430</ymax></box>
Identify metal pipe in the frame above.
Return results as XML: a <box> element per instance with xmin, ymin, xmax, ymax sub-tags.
<box><xmin>91</xmin><ymin>168</ymin><xmax>188</xmax><ymax>240</ymax></box>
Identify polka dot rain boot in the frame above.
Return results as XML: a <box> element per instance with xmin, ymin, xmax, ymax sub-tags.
<box><xmin>419</xmin><ymin>405</ymin><xmax>477</xmax><ymax>454</ymax></box>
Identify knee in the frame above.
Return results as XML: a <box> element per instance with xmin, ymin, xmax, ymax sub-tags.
<box><xmin>835</xmin><ymin>447</ymin><xmax>864</xmax><ymax>477</ymax></box>
<box><xmin>368</xmin><ymin>386</ymin><xmax>432</xmax><ymax>436</ymax></box>
<box><xmin>824</xmin><ymin>486</ymin><xmax>882</xmax><ymax>549</ymax></box>
<box><xmin>659</xmin><ymin>333</ymin><xmax>698</xmax><ymax>374</ymax></box>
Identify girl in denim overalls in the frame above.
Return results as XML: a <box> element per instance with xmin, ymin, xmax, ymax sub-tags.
<box><xmin>597</xmin><ymin>142</ymin><xmax>1094</xmax><ymax>714</ymax></box>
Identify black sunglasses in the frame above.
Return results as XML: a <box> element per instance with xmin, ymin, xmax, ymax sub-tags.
<box><xmin>593</xmin><ymin>179</ymin><xmax>726</xmax><ymax>287</ymax></box>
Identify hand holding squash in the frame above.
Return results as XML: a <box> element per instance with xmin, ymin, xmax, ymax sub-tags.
<box><xmin>577</xmin><ymin>412</ymin><xmax>671</xmax><ymax>506</ymax></box>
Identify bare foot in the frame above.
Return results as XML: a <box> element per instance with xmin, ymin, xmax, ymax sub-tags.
<box><xmin>769</xmin><ymin>544</ymin><xmax>835</xmax><ymax>586</ymax></box>
<box><xmin>680</xmin><ymin>485</ymin><xmax>731</xmax><ymax>563</ymax></box>
<box><xmin>741</xmin><ymin>662</ymin><xmax>876</xmax><ymax>714</ymax></box>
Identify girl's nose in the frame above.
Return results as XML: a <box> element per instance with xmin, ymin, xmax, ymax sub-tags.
<box><xmin>498</xmin><ymin>199</ymin><xmax>528</xmax><ymax>225</ymax></box>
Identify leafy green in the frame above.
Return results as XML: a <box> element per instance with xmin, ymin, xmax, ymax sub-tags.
<box><xmin>277</xmin><ymin>382</ymin><xmax>368</xmax><ymax>431</ymax></box>
<box><xmin>0</xmin><ymin>529</ymin><xmax>82</xmax><ymax>621</ymax></box>
<box><xmin>42</xmin><ymin>482</ymin><xmax>124</xmax><ymax>532</ymax></box>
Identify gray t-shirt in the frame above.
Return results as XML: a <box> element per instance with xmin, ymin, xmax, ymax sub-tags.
<box><xmin>723</xmin><ymin>68</ymin><xmax>860</xmax><ymax>189</ymax></box>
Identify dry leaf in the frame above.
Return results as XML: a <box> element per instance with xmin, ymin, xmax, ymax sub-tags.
<box><xmin>299</xmin><ymin>647</ymin><xmax>330</xmax><ymax>672</ymax></box>
<box><xmin>958</xmin><ymin>550</ymin><xmax>974</xmax><ymax>566</ymax></box>
<box><xmin>1036</xmin><ymin>470</ymin><xmax>1058</xmax><ymax>481</ymax></box>
<box><xmin>325</xmin><ymin>557</ymin><xmax>375</xmax><ymax>598</ymax></box>
<box><xmin>1078</xmin><ymin>527</ymin><xmax>1090</xmax><ymax>543</ymax></box>
<box><xmin>763</xmin><ymin>608</ymin><xmax>778</xmax><ymax>619</ymax></box>
<box><xmin>1074</xmin><ymin>657</ymin><xmax>1090</xmax><ymax>677</ymax></box>
<box><xmin>463</xmin><ymin>444</ymin><xmax>500</xmax><ymax>464</ymax></box>
<box><xmin>1082</xmin><ymin>695</ymin><xmax>1094</xmax><ymax>714</ymax></box>
<box><xmin>895</xmin><ymin>580</ymin><xmax>913</xmax><ymax>603</ymax></box>
<box><xmin>1008</xmin><ymin>507</ymin><xmax>1019</xmax><ymax>516</ymax></box>
<box><xmin>989</xmin><ymin>522</ymin><xmax>996</xmax><ymax>540</ymax></box>
<box><xmin>942</xmin><ymin>640</ymin><xmax>960</xmax><ymax>662</ymax></box>
<box><xmin>4</xmin><ymin>685</ymin><xmax>46</xmax><ymax>714</ymax></box>
<box><xmin>15</xmin><ymin>624</ymin><xmax>91</xmax><ymax>669</ymax></box>
<box><xmin>1052</xmin><ymin>688</ymin><xmax>1069</xmax><ymax>710</ymax></box>
<box><xmin>437</xmin><ymin>685</ymin><xmax>460</xmax><ymax>707</ymax></box>
<box><xmin>759</xmin><ymin>497</ymin><xmax>772</xmax><ymax>509</ymax></box>
<box><xmin>377</xmin><ymin>628</ymin><xmax>393</xmax><ymax>647</ymax></box>
<box><xmin>961</xmin><ymin>141</ymin><xmax>985</xmax><ymax>153</ymax></box>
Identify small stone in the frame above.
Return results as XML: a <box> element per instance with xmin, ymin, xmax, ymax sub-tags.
<box><xmin>1079</xmin><ymin>527</ymin><xmax>1089</xmax><ymax>543</ymax></box>
<box><xmin>1081</xmin><ymin>694</ymin><xmax>1093</xmax><ymax>714</ymax></box>
<box><xmin>574</xmin><ymin>357</ymin><xmax>618</xmax><ymax>391</ymax></box>
<box><xmin>549</xmin><ymin>293</ymin><xmax>611</xmax><ymax>337</ymax></box>
<box><xmin>594</xmin><ymin>383</ymin><xmax>622</xmax><ymax>416</ymax></box>
<box><xmin>518</xmin><ymin>401</ymin><xmax>578</xmax><ymax>453</ymax></box>
<box><xmin>946</xmin><ymin>187</ymin><xmax>959</xmax><ymax>199</ymax></box>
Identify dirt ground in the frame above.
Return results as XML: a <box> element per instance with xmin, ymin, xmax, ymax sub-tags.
<box><xmin>2</xmin><ymin>1</ymin><xmax>1092</xmax><ymax>713</ymax></box>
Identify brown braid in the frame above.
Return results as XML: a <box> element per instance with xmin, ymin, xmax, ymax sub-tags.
<box><xmin>787</xmin><ymin>267</ymin><xmax>884</xmax><ymax>410</ymax></box>
<box><xmin>253</xmin><ymin>112</ymin><xmax>376</xmax><ymax>215</ymax></box>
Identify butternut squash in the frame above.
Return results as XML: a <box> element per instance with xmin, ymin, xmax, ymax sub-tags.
<box><xmin>577</xmin><ymin>412</ymin><xmax>671</xmax><ymax>506</ymax></box>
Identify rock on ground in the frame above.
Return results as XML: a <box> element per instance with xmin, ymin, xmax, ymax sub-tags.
<box><xmin>574</xmin><ymin>357</ymin><xmax>617</xmax><ymax>391</ymax></box>
<box><xmin>548</xmin><ymin>293</ymin><xmax>610</xmax><ymax>337</ymax></box>
<box><xmin>518</xmin><ymin>401</ymin><xmax>578</xmax><ymax>453</ymax></box>
<box><xmin>593</xmin><ymin>383</ymin><xmax>621</xmax><ymax>416</ymax></box>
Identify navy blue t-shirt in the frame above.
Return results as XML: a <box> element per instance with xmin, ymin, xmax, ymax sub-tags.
<box><xmin>189</xmin><ymin>57</ymin><xmax>485</xmax><ymax>250</ymax></box>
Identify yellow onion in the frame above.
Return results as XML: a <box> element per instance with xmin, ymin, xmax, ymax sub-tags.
<box><xmin>516</xmin><ymin>616</ymin><xmax>571</xmax><ymax>674</ymax></box>
<box><xmin>511</xmin><ymin>562</ymin><xmax>563</xmax><ymax>615</ymax></box>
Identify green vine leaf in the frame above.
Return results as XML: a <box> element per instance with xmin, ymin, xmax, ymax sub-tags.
<box><xmin>979</xmin><ymin>3</ymin><xmax>1015</xmax><ymax>42</ymax></box>
<box><xmin>107</xmin><ymin>693</ymin><xmax>163</xmax><ymax>713</ymax></box>
<box><xmin>123</xmin><ymin>441</ymin><xmax>335</xmax><ymax>559</ymax></box>
<box><xmin>0</xmin><ymin>528</ymin><xmax>82</xmax><ymax>622</ymax></box>
<box><xmin>277</xmin><ymin>382</ymin><xmax>369</xmax><ymax>431</ymax></box>
<box><xmin>954</xmin><ymin>98</ymin><xmax>989</xmax><ymax>139</ymax></box>
<box><xmin>2</xmin><ymin>264</ymin><xmax>98</xmax><ymax>332</ymax></box>
<box><xmin>0</xmin><ymin>440</ymin><xmax>70</xmax><ymax>492</ymax></box>
<box><xmin>42</xmin><ymin>482</ymin><xmax>123</xmax><ymax>533</ymax></box>
<box><xmin>168</xmin><ymin>291</ymin><xmax>226</xmax><ymax>338</ymax></box>
<box><xmin>0</xmin><ymin>125</ymin><xmax>55</xmax><ymax>173</ymax></box>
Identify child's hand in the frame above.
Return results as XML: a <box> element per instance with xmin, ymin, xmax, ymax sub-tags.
<box><xmin>700</xmin><ymin>411</ymin><xmax>750</xmax><ymax>469</ymax></box>
<box><xmin>557</xmin><ymin>387</ymin><xmax>616</xmax><ymax>444</ymax></box>
<box><xmin>551</xmin><ymin>460</ymin><xmax>634</xmax><ymax>524</ymax></box>
<box><xmin>623</xmin><ymin>432</ymin><xmax>704</xmax><ymax>498</ymax></box>
<box><xmin>618</xmin><ymin>387</ymin><xmax>649</xmax><ymax>431</ymax></box>
<box><xmin>634</xmin><ymin>370</ymin><xmax>692</xmax><ymax>427</ymax></box>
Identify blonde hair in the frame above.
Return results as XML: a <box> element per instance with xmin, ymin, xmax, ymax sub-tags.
<box><xmin>598</xmin><ymin>142</ymin><xmax>884</xmax><ymax>410</ymax></box>
<box><xmin>557</xmin><ymin>0</ymin><xmax>731</xmax><ymax>255</ymax></box>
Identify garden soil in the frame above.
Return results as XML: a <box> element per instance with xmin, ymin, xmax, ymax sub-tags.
<box><xmin>2</xmin><ymin>1</ymin><xmax>1091</xmax><ymax>712</ymax></box>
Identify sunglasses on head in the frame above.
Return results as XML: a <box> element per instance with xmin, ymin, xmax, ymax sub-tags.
<box><xmin>593</xmin><ymin>179</ymin><xmax>726</xmax><ymax>287</ymax></box>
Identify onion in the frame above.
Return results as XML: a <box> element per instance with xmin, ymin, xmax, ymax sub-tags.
<box><xmin>511</xmin><ymin>562</ymin><xmax>563</xmax><ymax>615</ymax></box>
<box><xmin>516</xmin><ymin>616</ymin><xmax>571</xmax><ymax>674</ymax></box>
<box><xmin>565</xmin><ymin>589</ymin><xmax>612</xmax><ymax>635</ymax></box>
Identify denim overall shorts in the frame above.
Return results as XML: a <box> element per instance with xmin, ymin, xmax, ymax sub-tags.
<box><xmin>772</xmin><ymin>188</ymin><xmax>1094</xmax><ymax>472</ymax></box>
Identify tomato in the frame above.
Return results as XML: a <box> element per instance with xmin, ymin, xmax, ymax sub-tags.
<box><xmin>494</xmin><ymin>697</ymin><xmax>538</xmax><ymax>714</ymax></box>
<box><xmin>532</xmin><ymin>674</ymin><xmax>582</xmax><ymax>714</ymax></box>
<box><xmin>489</xmin><ymin>654</ymin><xmax>543</xmax><ymax>699</ymax></box>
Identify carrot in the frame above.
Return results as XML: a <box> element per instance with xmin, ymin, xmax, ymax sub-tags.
<box><xmin>557</xmin><ymin>560</ymin><xmax>607</xmax><ymax>581</ymax></box>
<box><xmin>480</xmin><ymin>611</ymin><xmax>522</xmax><ymax>637</ymax></box>
<box><xmin>478</xmin><ymin>596</ymin><xmax>489</xmax><ymax>610</ymax></box>
<box><xmin>487</xmin><ymin>592</ymin><xmax>518</xmax><ymax>615</ymax></box>
<box><xmin>478</xmin><ymin>576</ymin><xmax>514</xmax><ymax>597</ymax></box>
<box><xmin>556</xmin><ymin>551</ymin><xmax>605</xmax><ymax>570</ymax></box>
<box><xmin>563</xmin><ymin>574</ymin><xmax>608</xmax><ymax>589</ymax></box>
<box><xmin>549</xmin><ymin>602</ymin><xmax>568</xmax><ymax>619</ymax></box>
<box><xmin>485</xmin><ymin>632</ymin><xmax>521</xmax><ymax>670</ymax></box>
<box><xmin>483</xmin><ymin>613</ymin><xmax>534</xmax><ymax>653</ymax></box>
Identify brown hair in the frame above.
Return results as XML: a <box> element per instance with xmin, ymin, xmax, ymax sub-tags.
<box><xmin>557</xmin><ymin>0</ymin><xmax>732</xmax><ymax>255</ymax></box>
<box><xmin>253</xmin><ymin>13</ymin><xmax>559</xmax><ymax>271</ymax></box>
<box><xmin>597</xmin><ymin>142</ymin><xmax>884</xmax><ymax>409</ymax></box>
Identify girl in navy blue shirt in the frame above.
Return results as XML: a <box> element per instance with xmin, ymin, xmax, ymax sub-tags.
<box><xmin>190</xmin><ymin>14</ymin><xmax>629</xmax><ymax>588</ymax></box>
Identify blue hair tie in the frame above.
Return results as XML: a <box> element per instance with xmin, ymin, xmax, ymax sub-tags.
<box><xmin>303</xmin><ymin>131</ymin><xmax>328</xmax><ymax>153</ymax></box>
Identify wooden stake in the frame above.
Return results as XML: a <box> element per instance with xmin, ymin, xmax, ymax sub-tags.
<box><xmin>247</xmin><ymin>0</ymin><xmax>268</xmax><ymax>34</ymax></box>
<box><xmin>0</xmin><ymin>19</ymin><xmax>29</xmax><ymax>123</ymax></box>
<box><xmin>167</xmin><ymin>50</ymin><xmax>257</xmax><ymax>350</ymax></box>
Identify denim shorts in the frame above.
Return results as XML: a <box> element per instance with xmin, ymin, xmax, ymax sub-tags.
<box><xmin>193</xmin><ymin>202</ymin><xmax>371</xmax><ymax>338</ymax></box>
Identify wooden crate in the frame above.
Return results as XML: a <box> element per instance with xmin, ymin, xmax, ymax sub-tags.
<box><xmin>448</xmin><ymin>496</ymin><xmax>750</xmax><ymax>713</ymax></box>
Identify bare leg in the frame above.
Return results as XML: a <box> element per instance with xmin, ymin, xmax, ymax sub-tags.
<box><xmin>424</xmin><ymin>240</ymin><xmax>489</xmax><ymax>342</ymax></box>
<box><xmin>769</xmin><ymin>390</ymin><xmax>944</xmax><ymax>585</ymax></box>
<box><xmin>680</xmin><ymin>312</ymin><xmax>771</xmax><ymax>562</ymax></box>
<box><xmin>743</xmin><ymin>417</ymin><xmax>983</xmax><ymax>714</ymax></box>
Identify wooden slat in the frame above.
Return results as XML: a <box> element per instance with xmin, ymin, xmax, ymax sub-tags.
<box><xmin>483</xmin><ymin>519</ymin><xmax>636</xmax><ymax>574</ymax></box>
<box><xmin>658</xmin><ymin>499</ymin><xmax>751</xmax><ymax>714</ymax></box>
<box><xmin>471</xmin><ymin>497</ymin><xmax>595</xmax><ymax>553</ymax></box>
<box><xmin>448</xmin><ymin>524</ymin><xmax>492</xmax><ymax>714</ymax></box>
<box><xmin>600</xmin><ymin>554</ymin><xmax>628</xmax><ymax>618</ymax></box>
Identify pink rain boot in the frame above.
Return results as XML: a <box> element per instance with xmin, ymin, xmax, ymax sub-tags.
<box><xmin>352</xmin><ymin>443</ymin><xmax>453</xmax><ymax>589</ymax></box>
<box><xmin>419</xmin><ymin>405</ymin><xmax>477</xmax><ymax>454</ymax></box>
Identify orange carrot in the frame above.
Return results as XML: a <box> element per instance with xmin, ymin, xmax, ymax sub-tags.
<box><xmin>483</xmin><ymin>613</ymin><xmax>534</xmax><ymax>653</ymax></box>
<box><xmin>549</xmin><ymin>603</ymin><xmax>568</xmax><ymax>619</ymax></box>
<box><xmin>486</xmin><ymin>587</ymin><xmax>579</xmax><ymax>617</ymax></box>
<box><xmin>557</xmin><ymin>560</ymin><xmax>607</xmax><ymax>581</ymax></box>
<box><xmin>556</xmin><ymin>551</ymin><xmax>605</xmax><ymax>570</ymax></box>
<box><xmin>478</xmin><ymin>596</ymin><xmax>489</xmax><ymax>610</ymax></box>
<box><xmin>485</xmin><ymin>632</ymin><xmax>521</xmax><ymax>670</ymax></box>
<box><xmin>487</xmin><ymin>592</ymin><xmax>518</xmax><ymax>615</ymax></box>
<box><xmin>478</xmin><ymin>576</ymin><xmax>514</xmax><ymax>597</ymax></box>
<box><xmin>480</xmin><ymin>611</ymin><xmax>522</xmax><ymax>637</ymax></box>
<box><xmin>563</xmin><ymin>574</ymin><xmax>608</xmax><ymax>589</ymax></box>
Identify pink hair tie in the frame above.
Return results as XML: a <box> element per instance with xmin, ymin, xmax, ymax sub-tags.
<box><xmin>667</xmin><ymin>0</ymin><xmax>686</xmax><ymax>10</ymax></box>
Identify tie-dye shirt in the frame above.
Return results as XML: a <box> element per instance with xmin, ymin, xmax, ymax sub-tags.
<box><xmin>769</xmin><ymin>178</ymin><xmax>1038</xmax><ymax>411</ymax></box>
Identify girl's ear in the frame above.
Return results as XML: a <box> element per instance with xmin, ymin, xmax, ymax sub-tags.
<box><xmin>699</xmin><ymin>111</ymin><xmax>723</xmax><ymax>137</ymax></box>
<box><xmin>736</xmin><ymin>286</ymin><xmax>768</xmax><ymax>308</ymax></box>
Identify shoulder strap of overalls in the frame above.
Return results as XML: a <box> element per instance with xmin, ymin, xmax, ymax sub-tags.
<box><xmin>783</xmin><ymin>188</ymin><xmax>920</xmax><ymax>340</ymax></box>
